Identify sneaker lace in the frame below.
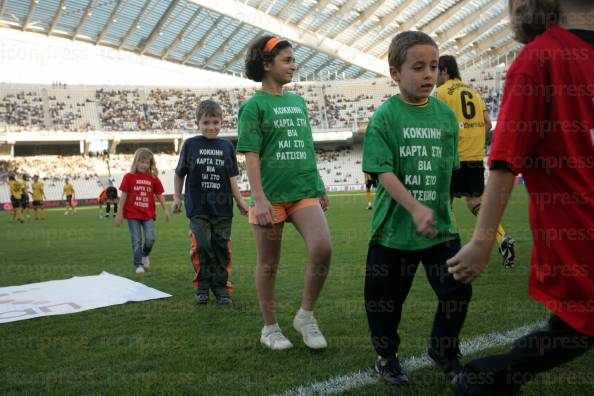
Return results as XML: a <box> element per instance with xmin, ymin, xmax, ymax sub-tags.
<box><xmin>268</xmin><ymin>331</ymin><xmax>288</xmax><ymax>343</ymax></box>
<box><xmin>302</xmin><ymin>321</ymin><xmax>322</xmax><ymax>337</ymax></box>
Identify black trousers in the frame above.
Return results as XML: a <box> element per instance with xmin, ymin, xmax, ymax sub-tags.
<box><xmin>364</xmin><ymin>239</ymin><xmax>472</xmax><ymax>358</ymax></box>
<box><xmin>190</xmin><ymin>216</ymin><xmax>232</xmax><ymax>296</ymax></box>
<box><xmin>462</xmin><ymin>315</ymin><xmax>594</xmax><ymax>395</ymax></box>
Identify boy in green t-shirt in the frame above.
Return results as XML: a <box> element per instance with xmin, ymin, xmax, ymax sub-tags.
<box><xmin>362</xmin><ymin>31</ymin><xmax>472</xmax><ymax>385</ymax></box>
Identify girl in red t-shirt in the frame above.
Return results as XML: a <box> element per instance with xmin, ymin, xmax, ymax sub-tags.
<box><xmin>115</xmin><ymin>148</ymin><xmax>170</xmax><ymax>274</ymax></box>
<box><xmin>447</xmin><ymin>1</ymin><xmax>594</xmax><ymax>394</ymax></box>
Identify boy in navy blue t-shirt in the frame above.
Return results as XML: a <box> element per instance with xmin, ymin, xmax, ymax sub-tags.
<box><xmin>173</xmin><ymin>100</ymin><xmax>248</xmax><ymax>305</ymax></box>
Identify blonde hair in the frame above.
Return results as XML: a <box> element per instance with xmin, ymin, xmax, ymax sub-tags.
<box><xmin>130</xmin><ymin>148</ymin><xmax>158</xmax><ymax>177</ymax></box>
<box><xmin>509</xmin><ymin>0</ymin><xmax>559</xmax><ymax>44</ymax></box>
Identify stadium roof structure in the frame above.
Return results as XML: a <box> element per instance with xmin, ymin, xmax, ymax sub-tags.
<box><xmin>0</xmin><ymin>0</ymin><xmax>521</xmax><ymax>80</ymax></box>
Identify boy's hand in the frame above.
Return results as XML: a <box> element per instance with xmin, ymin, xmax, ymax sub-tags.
<box><xmin>254</xmin><ymin>197</ymin><xmax>274</xmax><ymax>226</ymax></box>
<box><xmin>447</xmin><ymin>240</ymin><xmax>492</xmax><ymax>283</ymax></box>
<box><xmin>172</xmin><ymin>196</ymin><xmax>182</xmax><ymax>214</ymax></box>
<box><xmin>411</xmin><ymin>203</ymin><xmax>437</xmax><ymax>238</ymax></box>
<box><xmin>237</xmin><ymin>200</ymin><xmax>249</xmax><ymax>216</ymax></box>
<box><xmin>114</xmin><ymin>214</ymin><xmax>123</xmax><ymax>227</ymax></box>
<box><xmin>320</xmin><ymin>195</ymin><xmax>329</xmax><ymax>211</ymax></box>
<box><xmin>163</xmin><ymin>210</ymin><xmax>171</xmax><ymax>223</ymax></box>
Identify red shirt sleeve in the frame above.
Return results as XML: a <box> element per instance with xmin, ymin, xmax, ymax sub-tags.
<box><xmin>488</xmin><ymin>41</ymin><xmax>553</xmax><ymax>175</ymax></box>
<box><xmin>153</xmin><ymin>176</ymin><xmax>164</xmax><ymax>195</ymax></box>
<box><xmin>119</xmin><ymin>173</ymin><xmax>132</xmax><ymax>193</ymax></box>
<box><xmin>488</xmin><ymin>72</ymin><xmax>548</xmax><ymax>175</ymax></box>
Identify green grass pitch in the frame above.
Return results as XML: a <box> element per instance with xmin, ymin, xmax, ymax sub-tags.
<box><xmin>1</xmin><ymin>187</ymin><xmax>593</xmax><ymax>395</ymax></box>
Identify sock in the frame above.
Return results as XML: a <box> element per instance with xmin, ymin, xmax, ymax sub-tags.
<box><xmin>366</xmin><ymin>191</ymin><xmax>372</xmax><ymax>204</ymax></box>
<box><xmin>496</xmin><ymin>225</ymin><xmax>506</xmax><ymax>245</ymax></box>
<box><xmin>297</xmin><ymin>307</ymin><xmax>314</xmax><ymax>319</ymax></box>
<box><xmin>106</xmin><ymin>203</ymin><xmax>111</xmax><ymax>214</ymax></box>
<box><xmin>262</xmin><ymin>323</ymin><xmax>281</xmax><ymax>335</ymax></box>
<box><xmin>113</xmin><ymin>203</ymin><xmax>117</xmax><ymax>213</ymax></box>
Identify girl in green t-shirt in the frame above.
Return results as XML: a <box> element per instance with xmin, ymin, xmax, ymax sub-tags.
<box><xmin>236</xmin><ymin>36</ymin><xmax>331</xmax><ymax>351</ymax></box>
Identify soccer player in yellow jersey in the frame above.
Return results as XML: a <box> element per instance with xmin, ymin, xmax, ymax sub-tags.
<box><xmin>62</xmin><ymin>178</ymin><xmax>76</xmax><ymax>215</ymax></box>
<box><xmin>436</xmin><ymin>55</ymin><xmax>515</xmax><ymax>268</ymax></box>
<box><xmin>364</xmin><ymin>172</ymin><xmax>377</xmax><ymax>210</ymax></box>
<box><xmin>31</xmin><ymin>175</ymin><xmax>46</xmax><ymax>220</ymax></box>
<box><xmin>8</xmin><ymin>174</ymin><xmax>24</xmax><ymax>223</ymax></box>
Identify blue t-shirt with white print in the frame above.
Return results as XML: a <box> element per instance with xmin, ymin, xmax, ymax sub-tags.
<box><xmin>175</xmin><ymin>136</ymin><xmax>239</xmax><ymax>218</ymax></box>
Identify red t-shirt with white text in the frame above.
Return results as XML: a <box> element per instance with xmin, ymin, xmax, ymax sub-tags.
<box><xmin>489</xmin><ymin>25</ymin><xmax>594</xmax><ymax>336</ymax></box>
<box><xmin>119</xmin><ymin>172</ymin><xmax>164</xmax><ymax>221</ymax></box>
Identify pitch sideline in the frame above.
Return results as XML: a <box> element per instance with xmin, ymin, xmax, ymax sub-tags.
<box><xmin>273</xmin><ymin>321</ymin><xmax>546</xmax><ymax>396</ymax></box>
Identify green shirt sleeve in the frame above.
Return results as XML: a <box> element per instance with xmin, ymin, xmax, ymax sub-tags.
<box><xmin>237</xmin><ymin>101</ymin><xmax>262</xmax><ymax>154</ymax></box>
<box><xmin>362</xmin><ymin>110</ymin><xmax>395</xmax><ymax>175</ymax></box>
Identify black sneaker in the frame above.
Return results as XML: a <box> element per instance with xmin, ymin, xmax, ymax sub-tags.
<box><xmin>216</xmin><ymin>296</ymin><xmax>233</xmax><ymax>306</ymax></box>
<box><xmin>428</xmin><ymin>347</ymin><xmax>463</xmax><ymax>381</ymax></box>
<box><xmin>195</xmin><ymin>293</ymin><xmax>209</xmax><ymax>305</ymax></box>
<box><xmin>374</xmin><ymin>356</ymin><xmax>409</xmax><ymax>385</ymax></box>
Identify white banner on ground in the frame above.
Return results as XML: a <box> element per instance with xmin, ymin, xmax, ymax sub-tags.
<box><xmin>0</xmin><ymin>272</ymin><xmax>171</xmax><ymax>324</ymax></box>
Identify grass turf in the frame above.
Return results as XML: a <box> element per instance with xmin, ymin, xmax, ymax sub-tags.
<box><xmin>1</xmin><ymin>187</ymin><xmax>593</xmax><ymax>395</ymax></box>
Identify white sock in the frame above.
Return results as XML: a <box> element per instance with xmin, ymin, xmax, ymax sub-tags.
<box><xmin>262</xmin><ymin>323</ymin><xmax>281</xmax><ymax>335</ymax></box>
<box><xmin>297</xmin><ymin>308</ymin><xmax>314</xmax><ymax>319</ymax></box>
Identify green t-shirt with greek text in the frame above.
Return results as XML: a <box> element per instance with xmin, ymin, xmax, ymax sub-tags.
<box><xmin>363</xmin><ymin>95</ymin><xmax>460</xmax><ymax>250</ymax></box>
<box><xmin>236</xmin><ymin>91</ymin><xmax>325</xmax><ymax>204</ymax></box>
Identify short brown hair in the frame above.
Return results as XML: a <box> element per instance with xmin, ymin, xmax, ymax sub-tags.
<box><xmin>509</xmin><ymin>0</ymin><xmax>559</xmax><ymax>44</ymax></box>
<box><xmin>196</xmin><ymin>100</ymin><xmax>223</xmax><ymax>121</ymax></box>
<box><xmin>388</xmin><ymin>31</ymin><xmax>438</xmax><ymax>70</ymax></box>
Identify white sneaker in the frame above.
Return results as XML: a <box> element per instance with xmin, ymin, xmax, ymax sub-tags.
<box><xmin>141</xmin><ymin>256</ymin><xmax>150</xmax><ymax>269</ymax></box>
<box><xmin>293</xmin><ymin>313</ymin><xmax>328</xmax><ymax>349</ymax></box>
<box><xmin>135</xmin><ymin>266</ymin><xmax>145</xmax><ymax>274</ymax></box>
<box><xmin>260</xmin><ymin>329</ymin><xmax>293</xmax><ymax>350</ymax></box>
<box><xmin>64</xmin><ymin>212</ymin><xmax>68</xmax><ymax>216</ymax></box>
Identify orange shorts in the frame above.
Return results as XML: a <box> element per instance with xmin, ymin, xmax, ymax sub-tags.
<box><xmin>248</xmin><ymin>198</ymin><xmax>320</xmax><ymax>225</ymax></box>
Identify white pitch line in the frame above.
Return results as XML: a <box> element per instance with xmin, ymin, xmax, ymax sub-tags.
<box><xmin>273</xmin><ymin>321</ymin><xmax>546</xmax><ymax>396</ymax></box>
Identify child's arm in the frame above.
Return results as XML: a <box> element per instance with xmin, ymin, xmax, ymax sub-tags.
<box><xmin>156</xmin><ymin>194</ymin><xmax>170</xmax><ymax>222</ymax></box>
<box><xmin>447</xmin><ymin>168</ymin><xmax>516</xmax><ymax>283</ymax></box>
<box><xmin>244</xmin><ymin>152</ymin><xmax>274</xmax><ymax>226</ymax></box>
<box><xmin>378</xmin><ymin>172</ymin><xmax>437</xmax><ymax>238</ymax></box>
<box><xmin>114</xmin><ymin>192</ymin><xmax>127</xmax><ymax>226</ymax></box>
<box><xmin>230</xmin><ymin>176</ymin><xmax>248</xmax><ymax>216</ymax></box>
<box><xmin>173</xmin><ymin>173</ymin><xmax>184</xmax><ymax>214</ymax></box>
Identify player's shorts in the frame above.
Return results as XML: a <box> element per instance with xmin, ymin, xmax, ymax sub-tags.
<box><xmin>20</xmin><ymin>196</ymin><xmax>29</xmax><ymax>207</ymax></box>
<box><xmin>106</xmin><ymin>190</ymin><xmax>118</xmax><ymax>200</ymax></box>
<box><xmin>10</xmin><ymin>196</ymin><xmax>21</xmax><ymax>209</ymax></box>
<box><xmin>451</xmin><ymin>161</ymin><xmax>485</xmax><ymax>198</ymax></box>
<box><xmin>32</xmin><ymin>200</ymin><xmax>43</xmax><ymax>208</ymax></box>
<box><xmin>366</xmin><ymin>179</ymin><xmax>377</xmax><ymax>190</ymax></box>
<box><xmin>248</xmin><ymin>198</ymin><xmax>320</xmax><ymax>225</ymax></box>
<box><xmin>66</xmin><ymin>194</ymin><xmax>73</xmax><ymax>204</ymax></box>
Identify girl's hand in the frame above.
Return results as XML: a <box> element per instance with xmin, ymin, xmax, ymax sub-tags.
<box><xmin>114</xmin><ymin>214</ymin><xmax>123</xmax><ymax>227</ymax></box>
<box><xmin>447</xmin><ymin>240</ymin><xmax>492</xmax><ymax>283</ymax></box>
<box><xmin>254</xmin><ymin>197</ymin><xmax>274</xmax><ymax>226</ymax></box>
<box><xmin>320</xmin><ymin>195</ymin><xmax>330</xmax><ymax>211</ymax></box>
<box><xmin>411</xmin><ymin>203</ymin><xmax>437</xmax><ymax>238</ymax></box>
<box><xmin>237</xmin><ymin>200</ymin><xmax>249</xmax><ymax>216</ymax></box>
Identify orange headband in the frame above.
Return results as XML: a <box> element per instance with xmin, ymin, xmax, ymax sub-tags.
<box><xmin>263</xmin><ymin>37</ymin><xmax>282</xmax><ymax>53</ymax></box>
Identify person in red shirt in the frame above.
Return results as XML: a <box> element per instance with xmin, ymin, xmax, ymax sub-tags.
<box><xmin>115</xmin><ymin>148</ymin><xmax>170</xmax><ymax>274</ymax></box>
<box><xmin>447</xmin><ymin>1</ymin><xmax>594</xmax><ymax>394</ymax></box>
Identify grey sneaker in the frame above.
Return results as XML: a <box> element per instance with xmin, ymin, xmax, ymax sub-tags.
<box><xmin>195</xmin><ymin>293</ymin><xmax>209</xmax><ymax>305</ymax></box>
<box><xmin>260</xmin><ymin>329</ymin><xmax>293</xmax><ymax>350</ymax></box>
<box><xmin>293</xmin><ymin>313</ymin><xmax>328</xmax><ymax>349</ymax></box>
